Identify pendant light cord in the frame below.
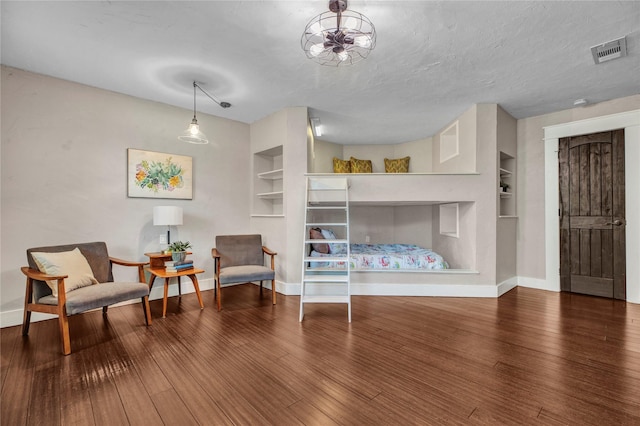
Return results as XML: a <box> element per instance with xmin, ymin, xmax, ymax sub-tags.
<box><xmin>192</xmin><ymin>81</ymin><xmax>197</xmax><ymax>120</ymax></box>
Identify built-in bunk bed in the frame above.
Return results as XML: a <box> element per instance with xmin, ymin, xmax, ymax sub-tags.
<box><xmin>305</xmin><ymin>103</ymin><xmax>518</xmax><ymax>297</ymax></box>
<box><xmin>304</xmin><ymin>173</ymin><xmax>481</xmax><ymax>296</ymax></box>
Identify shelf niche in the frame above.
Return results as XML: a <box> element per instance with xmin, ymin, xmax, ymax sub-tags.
<box><xmin>253</xmin><ymin>145</ymin><xmax>284</xmax><ymax>216</ymax></box>
<box><xmin>499</xmin><ymin>151</ymin><xmax>516</xmax><ymax>217</ymax></box>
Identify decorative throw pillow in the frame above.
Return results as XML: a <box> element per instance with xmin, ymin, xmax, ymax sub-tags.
<box><xmin>309</xmin><ymin>227</ymin><xmax>329</xmax><ymax>254</ymax></box>
<box><xmin>333</xmin><ymin>157</ymin><xmax>351</xmax><ymax>173</ymax></box>
<box><xmin>31</xmin><ymin>248</ymin><xmax>99</xmax><ymax>297</ymax></box>
<box><xmin>350</xmin><ymin>157</ymin><xmax>373</xmax><ymax>173</ymax></box>
<box><xmin>320</xmin><ymin>228</ymin><xmax>347</xmax><ymax>254</ymax></box>
<box><xmin>384</xmin><ymin>156</ymin><xmax>410</xmax><ymax>173</ymax></box>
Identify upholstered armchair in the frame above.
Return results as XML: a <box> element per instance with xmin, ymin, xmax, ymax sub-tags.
<box><xmin>22</xmin><ymin>242</ymin><xmax>151</xmax><ymax>355</ymax></box>
<box><xmin>211</xmin><ymin>234</ymin><xmax>277</xmax><ymax>311</ymax></box>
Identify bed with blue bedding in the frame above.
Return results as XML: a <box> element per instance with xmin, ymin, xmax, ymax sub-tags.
<box><xmin>309</xmin><ymin>243</ymin><xmax>449</xmax><ymax>270</ymax></box>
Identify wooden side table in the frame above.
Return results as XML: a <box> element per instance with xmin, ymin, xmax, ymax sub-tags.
<box><xmin>144</xmin><ymin>252</ymin><xmax>203</xmax><ymax>318</ymax></box>
<box><xmin>147</xmin><ymin>267</ymin><xmax>205</xmax><ymax>318</ymax></box>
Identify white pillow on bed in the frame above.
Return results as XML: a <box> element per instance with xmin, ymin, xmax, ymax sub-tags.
<box><xmin>320</xmin><ymin>229</ymin><xmax>347</xmax><ymax>254</ymax></box>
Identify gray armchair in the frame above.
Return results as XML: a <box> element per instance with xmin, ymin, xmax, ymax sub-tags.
<box><xmin>22</xmin><ymin>242</ymin><xmax>151</xmax><ymax>355</ymax></box>
<box><xmin>211</xmin><ymin>234</ymin><xmax>277</xmax><ymax>311</ymax></box>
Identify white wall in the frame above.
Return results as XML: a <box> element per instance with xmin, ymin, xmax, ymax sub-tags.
<box><xmin>432</xmin><ymin>105</ymin><xmax>477</xmax><ymax>173</ymax></box>
<box><xmin>312</xmin><ymin>139</ymin><xmax>343</xmax><ymax>173</ymax></box>
<box><xmin>432</xmin><ymin>202</ymin><xmax>476</xmax><ymax>270</ymax></box>
<box><xmin>349</xmin><ymin>205</ymin><xmax>432</xmax><ymax>247</ymax></box>
<box><xmin>1</xmin><ymin>66</ymin><xmax>252</xmax><ymax>326</ymax></box>
<box><xmin>341</xmin><ymin>138</ymin><xmax>432</xmax><ymax>173</ymax></box>
<box><xmin>250</xmin><ymin>107</ymin><xmax>308</xmax><ymax>286</ymax></box>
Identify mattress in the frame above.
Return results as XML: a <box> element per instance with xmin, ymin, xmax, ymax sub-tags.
<box><xmin>309</xmin><ymin>243</ymin><xmax>449</xmax><ymax>270</ymax></box>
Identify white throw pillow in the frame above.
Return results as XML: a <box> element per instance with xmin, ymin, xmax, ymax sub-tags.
<box><xmin>31</xmin><ymin>248</ymin><xmax>99</xmax><ymax>297</ymax></box>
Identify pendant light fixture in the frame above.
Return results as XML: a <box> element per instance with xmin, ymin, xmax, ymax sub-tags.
<box><xmin>178</xmin><ymin>81</ymin><xmax>231</xmax><ymax>145</ymax></box>
<box><xmin>301</xmin><ymin>0</ymin><xmax>376</xmax><ymax>66</ymax></box>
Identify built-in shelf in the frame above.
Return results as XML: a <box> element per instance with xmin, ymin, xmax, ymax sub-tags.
<box><xmin>258</xmin><ymin>168</ymin><xmax>283</xmax><ymax>180</ymax></box>
<box><xmin>499</xmin><ymin>151</ymin><xmax>516</xmax><ymax>217</ymax></box>
<box><xmin>253</xmin><ymin>145</ymin><xmax>284</xmax><ymax>216</ymax></box>
<box><xmin>439</xmin><ymin>203</ymin><xmax>459</xmax><ymax>238</ymax></box>
<box><xmin>257</xmin><ymin>191</ymin><xmax>284</xmax><ymax>199</ymax></box>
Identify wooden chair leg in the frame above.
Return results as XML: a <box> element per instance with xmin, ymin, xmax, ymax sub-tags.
<box><xmin>271</xmin><ymin>279</ymin><xmax>276</xmax><ymax>305</ymax></box>
<box><xmin>141</xmin><ymin>296</ymin><xmax>152</xmax><ymax>326</ymax></box>
<box><xmin>22</xmin><ymin>277</ymin><xmax>33</xmax><ymax>336</ymax></box>
<box><xmin>102</xmin><ymin>306</ymin><xmax>108</xmax><ymax>314</ymax></box>
<box><xmin>22</xmin><ymin>310</ymin><xmax>32</xmax><ymax>336</ymax></box>
<box><xmin>216</xmin><ymin>278</ymin><xmax>222</xmax><ymax>312</ymax></box>
<box><xmin>58</xmin><ymin>312</ymin><xmax>71</xmax><ymax>355</ymax></box>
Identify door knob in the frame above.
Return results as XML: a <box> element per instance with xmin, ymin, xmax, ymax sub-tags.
<box><xmin>605</xmin><ymin>219</ymin><xmax>623</xmax><ymax>226</ymax></box>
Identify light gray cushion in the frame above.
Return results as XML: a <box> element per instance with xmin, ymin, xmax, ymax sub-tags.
<box><xmin>38</xmin><ymin>281</ymin><xmax>149</xmax><ymax>315</ymax></box>
<box><xmin>219</xmin><ymin>265</ymin><xmax>274</xmax><ymax>285</ymax></box>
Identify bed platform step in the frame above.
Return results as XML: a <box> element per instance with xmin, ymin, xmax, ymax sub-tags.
<box><xmin>301</xmin><ymin>176</ymin><xmax>351</xmax><ymax>323</ymax></box>
<box><xmin>300</xmin><ymin>295</ymin><xmax>350</xmax><ymax>304</ymax></box>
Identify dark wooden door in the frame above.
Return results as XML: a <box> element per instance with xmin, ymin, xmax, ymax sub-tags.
<box><xmin>559</xmin><ymin>130</ymin><xmax>626</xmax><ymax>299</ymax></box>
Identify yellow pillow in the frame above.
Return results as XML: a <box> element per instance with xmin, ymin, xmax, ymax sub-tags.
<box><xmin>384</xmin><ymin>156</ymin><xmax>410</xmax><ymax>173</ymax></box>
<box><xmin>350</xmin><ymin>157</ymin><xmax>372</xmax><ymax>173</ymax></box>
<box><xmin>31</xmin><ymin>248</ymin><xmax>99</xmax><ymax>297</ymax></box>
<box><xmin>333</xmin><ymin>157</ymin><xmax>351</xmax><ymax>173</ymax></box>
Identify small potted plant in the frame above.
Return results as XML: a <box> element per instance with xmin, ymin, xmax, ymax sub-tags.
<box><xmin>500</xmin><ymin>181</ymin><xmax>510</xmax><ymax>193</ymax></box>
<box><xmin>167</xmin><ymin>241</ymin><xmax>192</xmax><ymax>262</ymax></box>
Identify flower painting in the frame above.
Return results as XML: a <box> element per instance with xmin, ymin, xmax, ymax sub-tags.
<box><xmin>127</xmin><ymin>149</ymin><xmax>193</xmax><ymax>199</ymax></box>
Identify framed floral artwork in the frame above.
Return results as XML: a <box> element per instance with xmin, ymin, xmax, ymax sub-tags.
<box><xmin>127</xmin><ymin>149</ymin><xmax>193</xmax><ymax>199</ymax></box>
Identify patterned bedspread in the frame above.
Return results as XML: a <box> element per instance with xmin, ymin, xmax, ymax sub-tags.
<box><xmin>309</xmin><ymin>244</ymin><xmax>449</xmax><ymax>270</ymax></box>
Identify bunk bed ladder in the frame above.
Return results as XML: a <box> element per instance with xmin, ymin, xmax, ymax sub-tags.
<box><xmin>299</xmin><ymin>176</ymin><xmax>351</xmax><ymax>322</ymax></box>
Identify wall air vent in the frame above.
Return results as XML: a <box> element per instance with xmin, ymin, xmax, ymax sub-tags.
<box><xmin>591</xmin><ymin>36</ymin><xmax>627</xmax><ymax>64</ymax></box>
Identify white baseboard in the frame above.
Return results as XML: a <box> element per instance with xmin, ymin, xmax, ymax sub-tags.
<box><xmin>0</xmin><ymin>276</ymin><xmax>564</xmax><ymax>328</ymax></box>
<box><xmin>517</xmin><ymin>276</ymin><xmax>560</xmax><ymax>292</ymax></box>
<box><xmin>286</xmin><ymin>278</ymin><xmax>518</xmax><ymax>298</ymax></box>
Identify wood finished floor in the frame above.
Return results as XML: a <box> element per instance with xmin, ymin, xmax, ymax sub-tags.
<box><xmin>1</xmin><ymin>286</ymin><xmax>639</xmax><ymax>425</ymax></box>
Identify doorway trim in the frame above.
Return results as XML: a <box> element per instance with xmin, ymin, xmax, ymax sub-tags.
<box><xmin>544</xmin><ymin>109</ymin><xmax>640</xmax><ymax>303</ymax></box>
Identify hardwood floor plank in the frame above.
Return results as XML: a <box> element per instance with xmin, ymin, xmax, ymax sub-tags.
<box><xmin>287</xmin><ymin>398</ymin><xmax>340</xmax><ymax>426</ymax></box>
<box><xmin>1</xmin><ymin>320</ymin><xmax>41</xmax><ymax>426</ymax></box>
<box><xmin>2</xmin><ymin>287</ymin><xmax>639</xmax><ymax>425</ymax></box>
<box><xmin>150</xmin><ymin>388</ymin><xmax>199</xmax><ymax>425</ymax></box>
<box><xmin>0</xmin><ymin>324</ymin><xmax>19</xmax><ymax>389</ymax></box>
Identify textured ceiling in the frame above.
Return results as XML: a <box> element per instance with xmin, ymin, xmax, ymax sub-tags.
<box><xmin>2</xmin><ymin>1</ymin><xmax>639</xmax><ymax>145</ymax></box>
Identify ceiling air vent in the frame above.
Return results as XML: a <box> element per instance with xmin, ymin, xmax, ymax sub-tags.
<box><xmin>591</xmin><ymin>36</ymin><xmax>627</xmax><ymax>64</ymax></box>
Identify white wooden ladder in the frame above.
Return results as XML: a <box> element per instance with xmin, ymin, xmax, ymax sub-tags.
<box><xmin>299</xmin><ymin>176</ymin><xmax>351</xmax><ymax>322</ymax></box>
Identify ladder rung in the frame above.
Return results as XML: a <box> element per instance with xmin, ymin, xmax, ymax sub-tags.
<box><xmin>303</xmin><ymin>274</ymin><xmax>349</xmax><ymax>283</ymax></box>
<box><xmin>304</xmin><ymin>256</ymin><xmax>348</xmax><ymax>262</ymax></box>
<box><xmin>305</xmin><ymin>239</ymin><xmax>348</xmax><ymax>244</ymax></box>
<box><xmin>304</xmin><ymin>268</ymin><xmax>347</xmax><ymax>273</ymax></box>
<box><xmin>307</xmin><ymin>206</ymin><xmax>347</xmax><ymax>210</ymax></box>
<box><xmin>306</xmin><ymin>223</ymin><xmax>347</xmax><ymax>227</ymax></box>
<box><xmin>301</xmin><ymin>295</ymin><xmax>350</xmax><ymax>304</ymax></box>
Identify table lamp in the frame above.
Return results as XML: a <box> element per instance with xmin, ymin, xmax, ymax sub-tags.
<box><xmin>153</xmin><ymin>206</ymin><xmax>183</xmax><ymax>244</ymax></box>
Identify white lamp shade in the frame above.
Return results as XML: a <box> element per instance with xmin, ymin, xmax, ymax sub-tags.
<box><xmin>153</xmin><ymin>206</ymin><xmax>183</xmax><ymax>226</ymax></box>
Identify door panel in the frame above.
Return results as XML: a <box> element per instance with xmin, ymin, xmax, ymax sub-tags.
<box><xmin>558</xmin><ymin>130</ymin><xmax>626</xmax><ymax>300</ymax></box>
